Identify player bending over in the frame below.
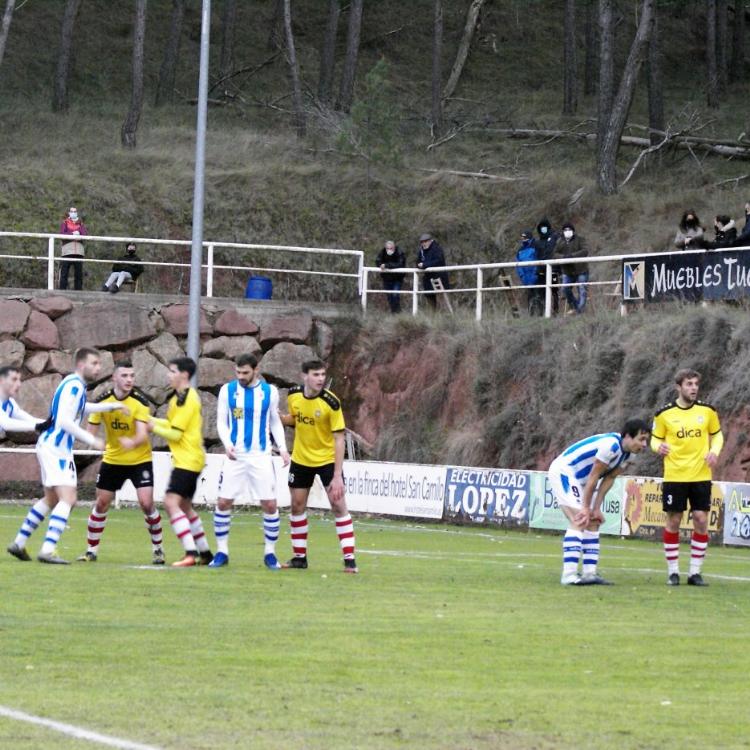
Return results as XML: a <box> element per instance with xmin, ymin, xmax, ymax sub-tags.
<box><xmin>77</xmin><ymin>360</ymin><xmax>165</xmax><ymax>565</ymax></box>
<box><xmin>548</xmin><ymin>418</ymin><xmax>650</xmax><ymax>585</ymax></box>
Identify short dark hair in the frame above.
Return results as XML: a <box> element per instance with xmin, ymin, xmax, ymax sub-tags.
<box><xmin>169</xmin><ymin>357</ymin><xmax>196</xmax><ymax>378</ymax></box>
<box><xmin>75</xmin><ymin>347</ymin><xmax>99</xmax><ymax>364</ymax></box>
<box><xmin>302</xmin><ymin>359</ymin><xmax>326</xmax><ymax>373</ymax></box>
<box><xmin>675</xmin><ymin>368</ymin><xmax>701</xmax><ymax>385</ymax></box>
<box><xmin>235</xmin><ymin>353</ymin><xmax>259</xmax><ymax>368</ymax></box>
<box><xmin>621</xmin><ymin>418</ymin><xmax>650</xmax><ymax>438</ymax></box>
<box><xmin>114</xmin><ymin>359</ymin><xmax>133</xmax><ymax>370</ymax></box>
<box><xmin>0</xmin><ymin>365</ymin><xmax>20</xmax><ymax>379</ymax></box>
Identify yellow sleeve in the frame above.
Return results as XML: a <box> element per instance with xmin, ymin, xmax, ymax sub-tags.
<box><xmin>88</xmin><ymin>411</ymin><xmax>102</xmax><ymax>426</ymax></box>
<box><xmin>650</xmin><ymin>412</ymin><xmax>665</xmax><ymax>452</ymax></box>
<box><xmin>329</xmin><ymin>402</ymin><xmax>346</xmax><ymax>432</ymax></box>
<box><xmin>133</xmin><ymin>399</ymin><xmax>151</xmax><ymax>422</ymax></box>
<box><xmin>170</xmin><ymin>392</ymin><xmax>198</xmax><ymax>432</ymax></box>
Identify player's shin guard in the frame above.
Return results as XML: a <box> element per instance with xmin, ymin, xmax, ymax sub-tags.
<box><xmin>290</xmin><ymin>513</ymin><xmax>308</xmax><ymax>558</ymax></box>
<box><xmin>581</xmin><ymin>530</ymin><xmax>600</xmax><ymax>576</ymax></box>
<box><xmin>263</xmin><ymin>511</ymin><xmax>280</xmax><ymax>555</ymax></box>
<box><xmin>562</xmin><ymin>528</ymin><xmax>582</xmax><ymax>577</ymax></box>
<box><xmin>13</xmin><ymin>500</ymin><xmax>50</xmax><ymax>548</ymax></box>
<box><xmin>213</xmin><ymin>509</ymin><xmax>231</xmax><ymax>555</ymax></box>
<box><xmin>39</xmin><ymin>502</ymin><xmax>73</xmax><ymax>556</ymax></box>
<box><xmin>335</xmin><ymin>513</ymin><xmax>356</xmax><ymax>561</ymax></box>
<box><xmin>187</xmin><ymin>512</ymin><xmax>210</xmax><ymax>553</ymax></box>
<box><xmin>663</xmin><ymin>529</ymin><xmax>680</xmax><ymax>575</ymax></box>
<box><xmin>144</xmin><ymin>509</ymin><xmax>163</xmax><ymax>550</ymax></box>
<box><xmin>169</xmin><ymin>512</ymin><xmax>196</xmax><ymax>552</ymax></box>
<box><xmin>689</xmin><ymin>531</ymin><xmax>709</xmax><ymax>576</ymax></box>
<box><xmin>86</xmin><ymin>511</ymin><xmax>108</xmax><ymax>552</ymax></box>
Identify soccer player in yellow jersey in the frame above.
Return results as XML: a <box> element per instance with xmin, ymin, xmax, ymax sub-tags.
<box><xmin>651</xmin><ymin>368</ymin><xmax>723</xmax><ymax>587</ymax></box>
<box><xmin>78</xmin><ymin>360</ymin><xmax>165</xmax><ymax>565</ymax></box>
<box><xmin>147</xmin><ymin>357</ymin><xmax>212</xmax><ymax>568</ymax></box>
<box><xmin>281</xmin><ymin>359</ymin><xmax>357</xmax><ymax>573</ymax></box>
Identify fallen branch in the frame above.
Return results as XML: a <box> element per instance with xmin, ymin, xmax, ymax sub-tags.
<box><xmin>208</xmin><ymin>52</ymin><xmax>280</xmax><ymax>94</ymax></box>
<box><xmin>619</xmin><ymin>129</ymin><xmax>676</xmax><ymax>189</ymax></box>
<box><xmin>416</xmin><ymin>167</ymin><xmax>527</xmax><ymax>181</ymax></box>
<box><xmin>426</xmin><ymin>121</ymin><xmax>472</xmax><ymax>151</ymax></box>
<box><xmin>713</xmin><ymin>173</ymin><xmax>750</xmax><ymax>187</ymax></box>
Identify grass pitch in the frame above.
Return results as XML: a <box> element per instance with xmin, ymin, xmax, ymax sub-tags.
<box><xmin>1</xmin><ymin>505</ymin><xmax>749</xmax><ymax>750</ymax></box>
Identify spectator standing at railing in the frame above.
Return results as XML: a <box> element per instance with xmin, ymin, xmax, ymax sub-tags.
<box><xmin>375</xmin><ymin>240</ymin><xmax>406</xmax><ymax>314</ymax></box>
<box><xmin>733</xmin><ymin>201</ymin><xmax>750</xmax><ymax>247</ymax></box>
<box><xmin>58</xmin><ymin>206</ymin><xmax>88</xmax><ymax>291</ymax></box>
<box><xmin>674</xmin><ymin>210</ymin><xmax>705</xmax><ymax>251</ymax></box>
<box><xmin>535</xmin><ymin>218</ymin><xmax>560</xmax><ymax>315</ymax></box>
<box><xmin>555</xmin><ymin>222</ymin><xmax>589</xmax><ymax>315</ymax></box>
<box><xmin>416</xmin><ymin>233</ymin><xmax>449</xmax><ymax>309</ymax></box>
<box><xmin>515</xmin><ymin>230</ymin><xmax>543</xmax><ymax>316</ymax></box>
<box><xmin>709</xmin><ymin>215</ymin><xmax>737</xmax><ymax>250</ymax></box>
<box><xmin>102</xmin><ymin>242</ymin><xmax>144</xmax><ymax>293</ymax></box>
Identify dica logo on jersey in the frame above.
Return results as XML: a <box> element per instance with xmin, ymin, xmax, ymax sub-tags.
<box><xmin>295</xmin><ymin>413</ymin><xmax>315</xmax><ymax>425</ymax></box>
<box><xmin>676</xmin><ymin>426</ymin><xmax>702</xmax><ymax>438</ymax></box>
<box><xmin>443</xmin><ymin>466</ymin><xmax>529</xmax><ymax>525</ymax></box>
<box><xmin>110</xmin><ymin>418</ymin><xmax>130</xmax><ymax>431</ymax></box>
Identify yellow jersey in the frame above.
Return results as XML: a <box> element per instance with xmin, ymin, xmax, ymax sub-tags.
<box><xmin>88</xmin><ymin>388</ymin><xmax>152</xmax><ymax>466</ymax></box>
<box><xmin>287</xmin><ymin>386</ymin><xmax>345</xmax><ymax>467</ymax></box>
<box><xmin>165</xmin><ymin>387</ymin><xmax>206</xmax><ymax>473</ymax></box>
<box><xmin>651</xmin><ymin>400</ymin><xmax>723</xmax><ymax>482</ymax></box>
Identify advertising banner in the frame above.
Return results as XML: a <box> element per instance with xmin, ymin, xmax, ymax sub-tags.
<box><xmin>527</xmin><ymin>471</ymin><xmax>624</xmax><ymax>536</ymax></box>
<box><xmin>719</xmin><ymin>481</ymin><xmax>750</xmax><ymax>547</ymax></box>
<box><xmin>622</xmin><ymin>476</ymin><xmax>724</xmax><ymax>540</ymax></box>
<box><xmin>622</xmin><ymin>248</ymin><xmax>750</xmax><ymax>304</ymax></box>
<box><xmin>443</xmin><ymin>465</ymin><xmax>530</xmax><ymax>526</ymax></box>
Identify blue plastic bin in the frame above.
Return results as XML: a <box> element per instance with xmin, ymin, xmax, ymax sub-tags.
<box><xmin>245</xmin><ymin>276</ymin><xmax>272</xmax><ymax>300</ymax></box>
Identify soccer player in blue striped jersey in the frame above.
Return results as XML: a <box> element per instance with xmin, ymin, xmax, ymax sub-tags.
<box><xmin>209</xmin><ymin>353</ymin><xmax>290</xmax><ymax>569</ymax></box>
<box><xmin>548</xmin><ymin>419</ymin><xmax>650</xmax><ymax>585</ymax></box>
<box><xmin>7</xmin><ymin>348</ymin><xmax>125</xmax><ymax>564</ymax></box>
<box><xmin>0</xmin><ymin>365</ymin><xmax>46</xmax><ymax>437</ymax></box>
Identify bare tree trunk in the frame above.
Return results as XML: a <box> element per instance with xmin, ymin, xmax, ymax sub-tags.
<box><xmin>717</xmin><ymin>0</ymin><xmax>729</xmax><ymax>91</ymax></box>
<box><xmin>431</xmin><ymin>0</ymin><xmax>443</xmax><ymax>135</ymax></box>
<box><xmin>0</xmin><ymin>0</ymin><xmax>16</xmax><ymax>70</ymax></box>
<box><xmin>646</xmin><ymin>5</ymin><xmax>664</xmax><ymax>146</ymax></box>
<box><xmin>596</xmin><ymin>0</ymin><xmax>614</xmax><ymax>155</ymax></box>
<box><xmin>52</xmin><ymin>0</ymin><xmax>82</xmax><ymax>112</ymax></box>
<box><xmin>597</xmin><ymin>0</ymin><xmax>655</xmax><ymax>194</ymax></box>
<box><xmin>268</xmin><ymin>0</ymin><xmax>284</xmax><ymax>50</ymax></box>
<box><xmin>155</xmin><ymin>0</ymin><xmax>184</xmax><ymax>106</ymax></box>
<box><xmin>730</xmin><ymin>0</ymin><xmax>746</xmax><ymax>82</ymax></box>
<box><xmin>121</xmin><ymin>0</ymin><xmax>147</xmax><ymax>149</ymax></box>
<box><xmin>707</xmin><ymin>0</ymin><xmax>719</xmax><ymax>107</ymax></box>
<box><xmin>583</xmin><ymin>0</ymin><xmax>597</xmax><ymax>96</ymax></box>
<box><xmin>336</xmin><ymin>0</ymin><xmax>364</xmax><ymax>112</ymax></box>
<box><xmin>442</xmin><ymin>0</ymin><xmax>486</xmax><ymax>103</ymax></box>
<box><xmin>219</xmin><ymin>0</ymin><xmax>237</xmax><ymax>79</ymax></box>
<box><xmin>283</xmin><ymin>0</ymin><xmax>305</xmax><ymax>137</ymax></box>
<box><xmin>563</xmin><ymin>0</ymin><xmax>578</xmax><ymax>114</ymax></box>
<box><xmin>317</xmin><ymin>0</ymin><xmax>340</xmax><ymax>105</ymax></box>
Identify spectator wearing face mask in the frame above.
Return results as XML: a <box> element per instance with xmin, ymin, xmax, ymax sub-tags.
<box><xmin>59</xmin><ymin>206</ymin><xmax>88</xmax><ymax>290</ymax></box>
<box><xmin>733</xmin><ymin>201</ymin><xmax>750</xmax><ymax>248</ymax></box>
<box><xmin>103</xmin><ymin>243</ymin><xmax>144</xmax><ymax>293</ymax></box>
<box><xmin>375</xmin><ymin>240</ymin><xmax>406</xmax><ymax>313</ymax></box>
<box><xmin>674</xmin><ymin>210</ymin><xmax>705</xmax><ymax>251</ymax></box>
<box><xmin>535</xmin><ymin>217</ymin><xmax>560</xmax><ymax>315</ymax></box>
<box><xmin>710</xmin><ymin>215</ymin><xmax>737</xmax><ymax>250</ymax></box>
<box><xmin>555</xmin><ymin>222</ymin><xmax>589</xmax><ymax>314</ymax></box>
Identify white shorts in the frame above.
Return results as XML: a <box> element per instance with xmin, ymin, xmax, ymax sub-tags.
<box><xmin>36</xmin><ymin>446</ymin><xmax>77</xmax><ymax>488</ymax></box>
<box><xmin>548</xmin><ymin>458</ymin><xmax>586</xmax><ymax>510</ymax></box>
<box><xmin>217</xmin><ymin>452</ymin><xmax>275</xmax><ymax>501</ymax></box>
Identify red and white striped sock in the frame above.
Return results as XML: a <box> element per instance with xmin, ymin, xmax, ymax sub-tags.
<box><xmin>87</xmin><ymin>510</ymin><xmax>108</xmax><ymax>553</ymax></box>
<box><xmin>187</xmin><ymin>511</ymin><xmax>210</xmax><ymax>553</ymax></box>
<box><xmin>663</xmin><ymin>529</ymin><xmax>680</xmax><ymax>575</ymax></box>
<box><xmin>144</xmin><ymin>509</ymin><xmax>163</xmax><ymax>550</ymax></box>
<box><xmin>689</xmin><ymin>531</ymin><xmax>709</xmax><ymax>575</ymax></box>
<box><xmin>170</xmin><ymin>511</ymin><xmax>196</xmax><ymax>552</ymax></box>
<box><xmin>290</xmin><ymin>513</ymin><xmax>308</xmax><ymax>558</ymax></box>
<box><xmin>335</xmin><ymin>513</ymin><xmax>355</xmax><ymax>561</ymax></box>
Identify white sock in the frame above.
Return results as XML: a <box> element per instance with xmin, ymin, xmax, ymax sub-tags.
<box><xmin>263</xmin><ymin>511</ymin><xmax>280</xmax><ymax>555</ymax></box>
<box><xmin>214</xmin><ymin>509</ymin><xmax>231</xmax><ymax>555</ymax></box>
<box><xmin>581</xmin><ymin>530</ymin><xmax>600</xmax><ymax>576</ymax></box>
<box><xmin>40</xmin><ymin>502</ymin><xmax>73</xmax><ymax>556</ymax></box>
<box><xmin>562</xmin><ymin>528</ymin><xmax>582</xmax><ymax>577</ymax></box>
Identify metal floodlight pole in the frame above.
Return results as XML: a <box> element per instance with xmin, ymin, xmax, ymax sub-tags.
<box><xmin>186</xmin><ymin>0</ymin><xmax>211</xmax><ymax>381</ymax></box>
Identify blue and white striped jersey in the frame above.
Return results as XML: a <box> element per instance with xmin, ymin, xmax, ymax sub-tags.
<box><xmin>0</xmin><ymin>397</ymin><xmax>38</xmax><ymax>437</ymax></box>
<box><xmin>37</xmin><ymin>373</ymin><xmax>88</xmax><ymax>455</ymax></box>
<box><xmin>558</xmin><ymin>432</ymin><xmax>630</xmax><ymax>483</ymax></box>
<box><xmin>216</xmin><ymin>380</ymin><xmax>287</xmax><ymax>455</ymax></box>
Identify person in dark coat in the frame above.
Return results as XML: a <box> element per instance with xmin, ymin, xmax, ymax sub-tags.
<box><xmin>416</xmin><ymin>233</ymin><xmax>449</xmax><ymax>309</ymax></box>
<box><xmin>102</xmin><ymin>243</ymin><xmax>144</xmax><ymax>293</ymax></box>
<box><xmin>555</xmin><ymin>222</ymin><xmax>590</xmax><ymax>314</ymax></box>
<box><xmin>710</xmin><ymin>215</ymin><xmax>737</xmax><ymax>249</ymax></box>
<box><xmin>733</xmin><ymin>201</ymin><xmax>750</xmax><ymax>247</ymax></box>
<box><xmin>674</xmin><ymin>210</ymin><xmax>705</xmax><ymax>250</ymax></box>
<box><xmin>536</xmin><ymin>217</ymin><xmax>560</xmax><ymax>314</ymax></box>
<box><xmin>375</xmin><ymin>240</ymin><xmax>406</xmax><ymax>313</ymax></box>
<box><xmin>516</xmin><ymin>230</ymin><xmax>543</xmax><ymax>316</ymax></box>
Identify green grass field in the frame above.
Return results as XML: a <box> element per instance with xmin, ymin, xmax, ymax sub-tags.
<box><xmin>1</xmin><ymin>505</ymin><xmax>749</xmax><ymax>750</ymax></box>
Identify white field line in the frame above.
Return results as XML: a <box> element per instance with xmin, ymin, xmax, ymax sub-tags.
<box><xmin>0</xmin><ymin>705</ymin><xmax>162</xmax><ymax>750</ymax></box>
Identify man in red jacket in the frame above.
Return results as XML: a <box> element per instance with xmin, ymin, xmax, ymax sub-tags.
<box><xmin>59</xmin><ymin>206</ymin><xmax>88</xmax><ymax>290</ymax></box>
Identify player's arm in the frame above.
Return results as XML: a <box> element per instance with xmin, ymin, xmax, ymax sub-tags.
<box><xmin>269</xmin><ymin>390</ymin><xmax>290</xmax><ymax>465</ymax></box>
<box><xmin>149</xmin><ymin>416</ymin><xmax>183</xmax><ymax>442</ymax></box>
<box><xmin>650</xmin><ymin>413</ymin><xmax>669</xmax><ymax>456</ymax></box>
<box><xmin>706</xmin><ymin>410</ymin><xmax>724</xmax><ymax>467</ymax></box>
<box><xmin>279</xmin><ymin>412</ymin><xmax>295</xmax><ymax>427</ymax></box>
<box><xmin>328</xmin><ymin>430</ymin><xmax>346</xmax><ymax>503</ymax></box>
<box><xmin>215</xmin><ymin>386</ymin><xmax>235</xmax><ymax>459</ymax></box>
<box><xmin>85</xmin><ymin>401</ymin><xmax>130</xmax><ymax>416</ymax></box>
<box><xmin>0</xmin><ymin>408</ymin><xmax>39</xmax><ymax>433</ymax></box>
<box><xmin>57</xmin><ymin>388</ymin><xmax>104</xmax><ymax>450</ymax></box>
<box><xmin>577</xmin><ymin>459</ymin><xmax>611</xmax><ymax>524</ymax></box>
<box><xmin>119</xmin><ymin>419</ymin><xmax>149</xmax><ymax>451</ymax></box>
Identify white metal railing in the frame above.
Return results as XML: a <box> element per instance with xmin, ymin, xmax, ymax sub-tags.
<box><xmin>0</xmin><ymin>231</ymin><xmax>364</xmax><ymax>299</ymax></box>
<box><xmin>362</xmin><ymin>245</ymin><xmax>750</xmax><ymax>320</ymax></box>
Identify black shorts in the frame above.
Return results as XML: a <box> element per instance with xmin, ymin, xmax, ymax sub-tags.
<box><xmin>287</xmin><ymin>461</ymin><xmax>338</xmax><ymax>490</ymax></box>
<box><xmin>661</xmin><ymin>481</ymin><xmax>712</xmax><ymax>513</ymax></box>
<box><xmin>166</xmin><ymin>467</ymin><xmax>201</xmax><ymax>500</ymax></box>
<box><xmin>97</xmin><ymin>461</ymin><xmax>154</xmax><ymax>492</ymax></box>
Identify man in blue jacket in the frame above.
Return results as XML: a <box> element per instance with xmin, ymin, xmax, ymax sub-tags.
<box><xmin>416</xmin><ymin>233</ymin><xmax>449</xmax><ymax>309</ymax></box>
